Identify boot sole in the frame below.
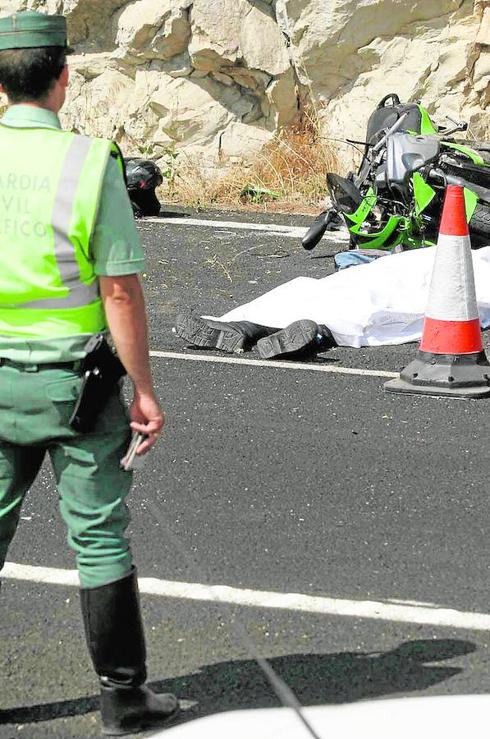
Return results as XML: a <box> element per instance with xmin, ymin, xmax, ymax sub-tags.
<box><xmin>174</xmin><ymin>313</ymin><xmax>247</xmax><ymax>353</ymax></box>
<box><xmin>256</xmin><ymin>320</ymin><xmax>319</xmax><ymax>359</ymax></box>
<box><xmin>102</xmin><ymin>704</ymin><xmax>180</xmax><ymax>736</ymax></box>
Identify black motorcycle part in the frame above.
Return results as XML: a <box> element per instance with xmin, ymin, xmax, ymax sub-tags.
<box><xmin>419</xmin><ymin>201</ymin><xmax>442</xmax><ymax>242</ymax></box>
<box><xmin>430</xmin><ymin>167</ymin><xmax>490</xmax><ymax>206</ymax></box>
<box><xmin>301</xmin><ymin>213</ymin><xmax>328</xmax><ymax>250</ymax></box>
<box><xmin>326</xmin><ymin>211</ymin><xmax>344</xmax><ymax>231</ymax></box>
<box><xmin>327</xmin><ymin>174</ymin><xmax>363</xmax><ymax>214</ymax></box>
<box><xmin>421</xmin><ymin>195</ymin><xmax>490</xmax><ymax>249</ymax></box>
<box><xmin>440</xmin><ymin>155</ymin><xmax>490</xmax><ymax>189</ymax></box>
<box><xmin>448</xmin><ymin>175</ymin><xmax>490</xmax><ymax>206</ymax></box>
<box><xmin>469</xmin><ymin>204</ymin><xmax>490</xmax><ymax>248</ymax></box>
<box><xmin>366</xmin><ymin>101</ymin><xmax>423</xmax><ymax>149</ymax></box>
<box><xmin>376</xmin><ymin>93</ymin><xmax>401</xmax><ymax>108</ymax></box>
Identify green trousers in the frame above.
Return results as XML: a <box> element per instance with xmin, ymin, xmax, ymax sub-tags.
<box><xmin>0</xmin><ymin>362</ymin><xmax>133</xmax><ymax>588</ymax></box>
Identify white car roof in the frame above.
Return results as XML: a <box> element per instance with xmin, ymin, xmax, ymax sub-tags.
<box><xmin>150</xmin><ymin>695</ymin><xmax>490</xmax><ymax>739</ymax></box>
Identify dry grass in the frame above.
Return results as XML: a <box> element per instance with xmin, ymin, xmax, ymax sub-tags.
<box><xmin>160</xmin><ymin>111</ymin><xmax>341</xmax><ymax>214</ymax></box>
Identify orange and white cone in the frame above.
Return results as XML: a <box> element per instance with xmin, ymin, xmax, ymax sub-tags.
<box><xmin>385</xmin><ymin>185</ymin><xmax>490</xmax><ymax>398</ymax></box>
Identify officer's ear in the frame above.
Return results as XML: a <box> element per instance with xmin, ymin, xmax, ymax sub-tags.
<box><xmin>60</xmin><ymin>64</ymin><xmax>69</xmax><ymax>89</ymax></box>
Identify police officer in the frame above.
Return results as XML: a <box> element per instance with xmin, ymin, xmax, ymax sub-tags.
<box><xmin>0</xmin><ymin>11</ymin><xmax>179</xmax><ymax>735</ymax></box>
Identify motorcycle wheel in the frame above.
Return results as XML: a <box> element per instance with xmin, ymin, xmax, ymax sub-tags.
<box><xmin>470</xmin><ymin>203</ymin><xmax>490</xmax><ymax>248</ymax></box>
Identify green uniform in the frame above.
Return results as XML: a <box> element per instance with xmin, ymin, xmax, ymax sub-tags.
<box><xmin>0</xmin><ymin>105</ymin><xmax>145</xmax><ymax>588</ymax></box>
<box><xmin>0</xmin><ymin>14</ymin><xmax>180</xmax><ymax>732</ymax></box>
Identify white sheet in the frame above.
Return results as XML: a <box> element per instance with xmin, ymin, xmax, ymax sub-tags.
<box><xmin>216</xmin><ymin>246</ymin><xmax>490</xmax><ymax>348</ymax></box>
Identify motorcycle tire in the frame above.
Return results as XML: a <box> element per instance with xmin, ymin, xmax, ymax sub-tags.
<box><xmin>469</xmin><ymin>203</ymin><xmax>490</xmax><ymax>248</ymax></box>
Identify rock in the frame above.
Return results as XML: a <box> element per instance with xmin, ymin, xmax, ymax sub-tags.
<box><xmin>115</xmin><ymin>0</ymin><xmax>191</xmax><ymax>62</ymax></box>
<box><xmin>0</xmin><ymin>0</ymin><xmax>487</xmax><ymax>172</ymax></box>
<box><xmin>61</xmin><ymin>68</ymin><xmax>134</xmax><ymax>139</ymax></box>
<box><xmin>285</xmin><ymin>0</ymin><xmax>488</xmax><ymax>147</ymax></box>
<box><xmin>218</xmin><ymin>121</ymin><xmax>272</xmax><ymax>159</ymax></box>
<box><xmin>189</xmin><ymin>0</ymin><xmax>291</xmax><ymax>77</ymax></box>
<box><xmin>31</xmin><ymin>0</ymin><xmax>129</xmax><ymax>49</ymax></box>
<box><xmin>476</xmin><ymin>5</ymin><xmax>490</xmax><ymax>46</ymax></box>
<box><xmin>148</xmin><ymin>75</ymin><xmax>235</xmax><ymax>146</ymax></box>
<box><xmin>265</xmin><ymin>68</ymin><xmax>299</xmax><ymax>127</ymax></box>
<box><xmin>69</xmin><ymin>52</ymin><xmax>115</xmax><ymax>81</ymax></box>
<box><xmin>148</xmin><ymin>53</ymin><xmax>193</xmax><ymax>78</ymax></box>
<box><xmin>0</xmin><ymin>0</ymin><xmax>28</xmax><ymax>15</ymax></box>
<box><xmin>212</xmin><ymin>72</ymin><xmax>235</xmax><ymax>87</ymax></box>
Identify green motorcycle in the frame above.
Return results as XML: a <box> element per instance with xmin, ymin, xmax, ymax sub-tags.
<box><xmin>303</xmin><ymin>94</ymin><xmax>490</xmax><ymax>252</ymax></box>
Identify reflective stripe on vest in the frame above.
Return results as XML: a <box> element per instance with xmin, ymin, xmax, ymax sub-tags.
<box><xmin>21</xmin><ymin>135</ymin><xmax>98</xmax><ymax>310</ymax></box>
<box><xmin>0</xmin><ymin>125</ymin><xmax>116</xmax><ymax>339</ymax></box>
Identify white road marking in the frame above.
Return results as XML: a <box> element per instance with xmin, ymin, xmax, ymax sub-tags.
<box><xmin>3</xmin><ymin>562</ymin><xmax>490</xmax><ymax>631</ymax></box>
<box><xmin>150</xmin><ymin>350</ymin><xmax>398</xmax><ymax>379</ymax></box>
<box><xmin>145</xmin><ymin>216</ymin><xmax>348</xmax><ymax>241</ymax></box>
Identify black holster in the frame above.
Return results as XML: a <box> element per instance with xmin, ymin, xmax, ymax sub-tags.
<box><xmin>69</xmin><ymin>334</ymin><xmax>126</xmax><ymax>433</ymax></box>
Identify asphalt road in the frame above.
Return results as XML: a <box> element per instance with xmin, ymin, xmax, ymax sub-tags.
<box><xmin>2</xmin><ymin>209</ymin><xmax>490</xmax><ymax>738</ymax></box>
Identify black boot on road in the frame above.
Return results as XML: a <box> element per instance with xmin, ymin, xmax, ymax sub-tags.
<box><xmin>256</xmin><ymin>320</ymin><xmax>336</xmax><ymax>360</ymax></box>
<box><xmin>174</xmin><ymin>311</ymin><xmax>276</xmax><ymax>353</ymax></box>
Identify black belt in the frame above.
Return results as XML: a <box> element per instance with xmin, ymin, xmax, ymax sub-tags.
<box><xmin>0</xmin><ymin>358</ymin><xmax>82</xmax><ymax>372</ymax></box>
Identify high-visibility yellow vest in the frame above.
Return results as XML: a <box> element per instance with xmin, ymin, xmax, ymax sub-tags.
<box><xmin>0</xmin><ymin>125</ymin><xmax>120</xmax><ymax>339</ymax></box>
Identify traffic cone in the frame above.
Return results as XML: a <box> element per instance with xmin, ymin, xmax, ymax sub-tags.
<box><xmin>385</xmin><ymin>185</ymin><xmax>490</xmax><ymax>398</ymax></box>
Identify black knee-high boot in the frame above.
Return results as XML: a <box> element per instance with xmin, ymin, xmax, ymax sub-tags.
<box><xmin>174</xmin><ymin>310</ymin><xmax>277</xmax><ymax>353</ymax></box>
<box><xmin>80</xmin><ymin>568</ymin><xmax>179</xmax><ymax>736</ymax></box>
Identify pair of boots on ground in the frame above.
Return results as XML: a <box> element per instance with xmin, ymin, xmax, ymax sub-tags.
<box><xmin>174</xmin><ymin>312</ymin><xmax>336</xmax><ymax>359</ymax></box>
<box><xmin>80</xmin><ymin>567</ymin><xmax>179</xmax><ymax>735</ymax></box>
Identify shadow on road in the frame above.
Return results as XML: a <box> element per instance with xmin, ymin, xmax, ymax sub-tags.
<box><xmin>0</xmin><ymin>639</ymin><xmax>476</xmax><ymax>727</ymax></box>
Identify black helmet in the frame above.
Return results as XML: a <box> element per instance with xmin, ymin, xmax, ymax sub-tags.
<box><xmin>124</xmin><ymin>158</ymin><xmax>164</xmax><ymax>217</ymax></box>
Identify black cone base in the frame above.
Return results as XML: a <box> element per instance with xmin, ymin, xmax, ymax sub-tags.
<box><xmin>385</xmin><ymin>350</ymin><xmax>490</xmax><ymax>399</ymax></box>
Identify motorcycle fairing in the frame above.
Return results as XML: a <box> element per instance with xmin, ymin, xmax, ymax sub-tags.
<box><xmin>344</xmin><ymin>185</ymin><xmax>377</xmax><ymax>223</ymax></box>
<box><xmin>463</xmin><ymin>188</ymin><xmax>479</xmax><ymax>221</ymax></box>
<box><xmin>326</xmin><ymin>173</ymin><xmax>363</xmax><ymax>213</ymax></box>
<box><xmin>348</xmin><ymin>213</ymin><xmax>404</xmax><ymax>249</ymax></box>
<box><xmin>441</xmin><ymin>141</ymin><xmax>487</xmax><ymax>167</ymax></box>
<box><xmin>386</xmin><ymin>133</ymin><xmax>440</xmax><ymax>187</ymax></box>
<box><xmin>417</xmin><ymin>104</ymin><xmax>438</xmax><ymax>135</ymax></box>
<box><xmin>341</xmin><ymin>187</ymin><xmax>405</xmax><ymax>249</ymax></box>
<box><xmin>412</xmin><ymin>172</ymin><xmax>436</xmax><ymax>215</ymax></box>
<box><xmin>412</xmin><ymin>170</ymin><xmax>477</xmax><ymax>224</ymax></box>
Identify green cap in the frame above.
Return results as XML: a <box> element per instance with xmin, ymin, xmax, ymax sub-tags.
<box><xmin>0</xmin><ymin>11</ymin><xmax>68</xmax><ymax>51</ymax></box>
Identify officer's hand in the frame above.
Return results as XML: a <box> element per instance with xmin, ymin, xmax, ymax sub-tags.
<box><xmin>130</xmin><ymin>391</ymin><xmax>165</xmax><ymax>454</ymax></box>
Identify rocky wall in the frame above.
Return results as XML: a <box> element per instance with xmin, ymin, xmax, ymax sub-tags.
<box><xmin>0</xmin><ymin>0</ymin><xmax>488</xmax><ymax>172</ymax></box>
